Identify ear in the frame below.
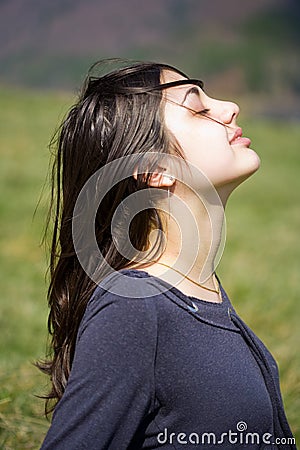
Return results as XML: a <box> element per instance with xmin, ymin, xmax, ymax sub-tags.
<box><xmin>132</xmin><ymin>169</ymin><xmax>175</xmax><ymax>187</ymax></box>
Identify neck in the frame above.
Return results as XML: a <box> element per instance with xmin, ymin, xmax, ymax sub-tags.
<box><xmin>155</xmin><ymin>182</ymin><xmax>226</xmax><ymax>285</ymax></box>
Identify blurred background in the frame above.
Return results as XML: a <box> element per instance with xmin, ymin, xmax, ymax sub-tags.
<box><xmin>0</xmin><ymin>0</ymin><xmax>299</xmax><ymax>448</ymax></box>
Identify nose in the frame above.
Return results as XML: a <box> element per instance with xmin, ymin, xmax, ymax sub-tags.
<box><xmin>218</xmin><ymin>100</ymin><xmax>240</xmax><ymax>125</ymax></box>
<box><xmin>207</xmin><ymin>96</ymin><xmax>240</xmax><ymax>126</ymax></box>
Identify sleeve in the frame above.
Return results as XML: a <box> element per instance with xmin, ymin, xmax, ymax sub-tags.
<box><xmin>40</xmin><ymin>290</ymin><xmax>158</xmax><ymax>450</ymax></box>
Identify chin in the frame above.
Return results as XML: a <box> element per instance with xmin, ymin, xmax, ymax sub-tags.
<box><xmin>216</xmin><ymin>153</ymin><xmax>261</xmax><ymax>200</ymax></box>
<box><xmin>245</xmin><ymin>148</ymin><xmax>261</xmax><ymax>174</ymax></box>
<box><xmin>233</xmin><ymin>146</ymin><xmax>261</xmax><ymax>179</ymax></box>
<box><xmin>237</xmin><ymin>157</ymin><xmax>261</xmax><ymax>184</ymax></box>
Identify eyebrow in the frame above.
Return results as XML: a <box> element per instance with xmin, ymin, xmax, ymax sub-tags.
<box><xmin>182</xmin><ymin>86</ymin><xmax>201</xmax><ymax>104</ymax></box>
<box><xmin>147</xmin><ymin>78</ymin><xmax>204</xmax><ymax>96</ymax></box>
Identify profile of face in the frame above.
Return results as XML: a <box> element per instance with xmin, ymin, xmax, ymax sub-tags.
<box><xmin>160</xmin><ymin>70</ymin><xmax>261</xmax><ymax>196</ymax></box>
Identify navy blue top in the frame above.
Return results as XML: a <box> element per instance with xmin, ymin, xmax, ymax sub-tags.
<box><xmin>40</xmin><ymin>270</ymin><xmax>295</xmax><ymax>449</ymax></box>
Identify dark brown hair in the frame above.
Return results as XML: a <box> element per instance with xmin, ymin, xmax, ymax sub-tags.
<box><xmin>38</xmin><ymin>60</ymin><xmax>189</xmax><ymax>415</ymax></box>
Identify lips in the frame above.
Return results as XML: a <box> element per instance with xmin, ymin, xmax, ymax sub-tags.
<box><xmin>230</xmin><ymin>127</ymin><xmax>251</xmax><ymax>147</ymax></box>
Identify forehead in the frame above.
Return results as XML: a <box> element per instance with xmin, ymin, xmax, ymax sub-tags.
<box><xmin>160</xmin><ymin>69</ymin><xmax>203</xmax><ymax>102</ymax></box>
<box><xmin>160</xmin><ymin>69</ymin><xmax>187</xmax><ymax>84</ymax></box>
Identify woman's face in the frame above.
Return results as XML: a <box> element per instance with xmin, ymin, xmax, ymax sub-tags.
<box><xmin>161</xmin><ymin>70</ymin><xmax>260</xmax><ymax>192</ymax></box>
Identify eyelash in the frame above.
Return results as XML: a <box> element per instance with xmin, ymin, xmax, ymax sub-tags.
<box><xmin>194</xmin><ymin>108</ymin><xmax>210</xmax><ymax>116</ymax></box>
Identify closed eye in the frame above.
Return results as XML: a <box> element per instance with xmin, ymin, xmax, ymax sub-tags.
<box><xmin>193</xmin><ymin>109</ymin><xmax>233</xmax><ymax>129</ymax></box>
<box><xmin>194</xmin><ymin>108</ymin><xmax>210</xmax><ymax>116</ymax></box>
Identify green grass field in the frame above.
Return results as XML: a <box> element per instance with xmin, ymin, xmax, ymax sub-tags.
<box><xmin>0</xmin><ymin>86</ymin><xmax>299</xmax><ymax>449</ymax></box>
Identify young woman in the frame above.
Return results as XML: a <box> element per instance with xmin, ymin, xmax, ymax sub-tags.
<box><xmin>39</xmin><ymin>61</ymin><xmax>296</xmax><ymax>449</ymax></box>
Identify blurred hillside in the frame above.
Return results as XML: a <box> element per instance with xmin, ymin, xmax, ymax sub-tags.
<box><xmin>0</xmin><ymin>0</ymin><xmax>299</xmax><ymax>116</ymax></box>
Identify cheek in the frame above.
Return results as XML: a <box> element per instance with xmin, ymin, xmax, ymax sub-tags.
<box><xmin>175</xmin><ymin>122</ymin><xmax>232</xmax><ymax>166</ymax></box>
<box><xmin>165</xmin><ymin>109</ymin><xmax>235</xmax><ymax>182</ymax></box>
<box><xmin>178</xmin><ymin>127</ymin><xmax>240</xmax><ymax>185</ymax></box>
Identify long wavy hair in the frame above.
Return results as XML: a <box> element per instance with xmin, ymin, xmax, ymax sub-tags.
<box><xmin>38</xmin><ymin>60</ymin><xmax>188</xmax><ymax>415</ymax></box>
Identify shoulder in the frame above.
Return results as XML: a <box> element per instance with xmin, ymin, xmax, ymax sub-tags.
<box><xmin>77</xmin><ymin>269</ymin><xmax>165</xmax><ymax>341</ymax></box>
